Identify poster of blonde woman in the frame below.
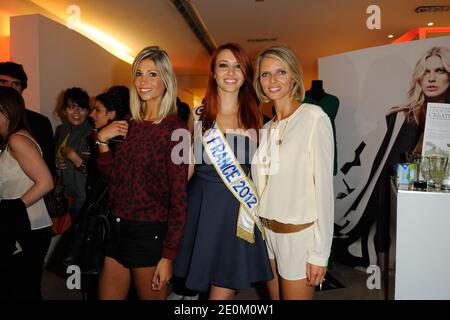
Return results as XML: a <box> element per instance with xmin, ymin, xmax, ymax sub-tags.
<box><xmin>319</xmin><ymin>36</ymin><xmax>450</xmax><ymax>269</ymax></box>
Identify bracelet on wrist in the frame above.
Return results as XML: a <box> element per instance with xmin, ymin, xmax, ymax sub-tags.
<box><xmin>95</xmin><ymin>139</ymin><xmax>109</xmax><ymax>146</ymax></box>
<box><xmin>76</xmin><ymin>160</ymin><xmax>88</xmax><ymax>174</ymax></box>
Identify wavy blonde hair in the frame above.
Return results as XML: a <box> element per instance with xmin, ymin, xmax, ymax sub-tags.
<box><xmin>129</xmin><ymin>46</ymin><xmax>177</xmax><ymax>123</ymax></box>
<box><xmin>253</xmin><ymin>45</ymin><xmax>305</xmax><ymax>104</ymax></box>
<box><xmin>391</xmin><ymin>46</ymin><xmax>450</xmax><ymax>127</ymax></box>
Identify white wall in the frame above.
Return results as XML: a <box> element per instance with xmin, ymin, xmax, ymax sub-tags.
<box><xmin>10</xmin><ymin>14</ymin><xmax>131</xmax><ymax>131</ymax></box>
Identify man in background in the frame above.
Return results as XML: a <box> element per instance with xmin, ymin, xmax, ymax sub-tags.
<box><xmin>0</xmin><ymin>62</ymin><xmax>55</xmax><ymax>174</ymax></box>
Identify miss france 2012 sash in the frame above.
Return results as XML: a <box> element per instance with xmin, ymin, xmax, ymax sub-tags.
<box><xmin>193</xmin><ymin>106</ymin><xmax>263</xmax><ymax>244</ymax></box>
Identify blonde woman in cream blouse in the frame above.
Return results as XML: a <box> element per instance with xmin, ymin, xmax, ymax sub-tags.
<box><xmin>252</xmin><ymin>46</ymin><xmax>334</xmax><ymax>300</ymax></box>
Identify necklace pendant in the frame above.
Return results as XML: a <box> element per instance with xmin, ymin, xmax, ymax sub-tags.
<box><xmin>276</xmin><ymin>139</ymin><xmax>282</xmax><ymax>145</ymax></box>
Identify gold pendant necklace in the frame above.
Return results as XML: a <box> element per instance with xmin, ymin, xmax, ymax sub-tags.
<box><xmin>271</xmin><ymin>118</ymin><xmax>289</xmax><ymax>146</ymax></box>
<box><xmin>260</xmin><ymin>118</ymin><xmax>289</xmax><ymax>189</ymax></box>
<box><xmin>261</xmin><ymin>118</ymin><xmax>289</xmax><ymax>164</ymax></box>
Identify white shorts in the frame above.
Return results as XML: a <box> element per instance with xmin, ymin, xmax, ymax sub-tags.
<box><xmin>265</xmin><ymin>224</ymin><xmax>315</xmax><ymax>281</ymax></box>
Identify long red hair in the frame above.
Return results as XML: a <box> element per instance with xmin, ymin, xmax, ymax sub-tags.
<box><xmin>201</xmin><ymin>43</ymin><xmax>262</xmax><ymax>132</ymax></box>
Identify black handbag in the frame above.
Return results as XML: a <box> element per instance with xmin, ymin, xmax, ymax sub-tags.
<box><xmin>62</xmin><ymin>187</ymin><xmax>111</xmax><ymax>275</ymax></box>
<box><xmin>47</xmin><ymin>130</ymin><xmax>71</xmax><ymax>218</ymax></box>
<box><xmin>44</xmin><ymin>176</ymin><xmax>69</xmax><ymax>218</ymax></box>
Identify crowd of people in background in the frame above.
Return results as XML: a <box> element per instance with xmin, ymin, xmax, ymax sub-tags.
<box><xmin>0</xmin><ymin>42</ymin><xmax>341</xmax><ymax>301</ymax></box>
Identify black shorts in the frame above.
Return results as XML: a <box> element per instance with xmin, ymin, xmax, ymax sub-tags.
<box><xmin>105</xmin><ymin>217</ymin><xmax>167</xmax><ymax>268</ymax></box>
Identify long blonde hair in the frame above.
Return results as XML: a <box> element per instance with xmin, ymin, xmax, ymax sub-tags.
<box><xmin>391</xmin><ymin>46</ymin><xmax>450</xmax><ymax>128</ymax></box>
<box><xmin>129</xmin><ymin>46</ymin><xmax>177</xmax><ymax>123</ymax></box>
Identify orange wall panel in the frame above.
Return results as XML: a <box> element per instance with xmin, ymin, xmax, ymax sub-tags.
<box><xmin>0</xmin><ymin>35</ymin><xmax>10</xmax><ymax>60</ymax></box>
<box><xmin>0</xmin><ymin>10</ymin><xmax>11</xmax><ymax>60</ymax></box>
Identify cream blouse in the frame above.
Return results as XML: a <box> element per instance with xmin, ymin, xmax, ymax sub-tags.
<box><xmin>0</xmin><ymin>134</ymin><xmax>52</xmax><ymax>230</ymax></box>
<box><xmin>251</xmin><ymin>103</ymin><xmax>334</xmax><ymax>266</ymax></box>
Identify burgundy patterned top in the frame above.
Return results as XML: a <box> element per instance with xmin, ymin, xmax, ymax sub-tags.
<box><xmin>97</xmin><ymin>114</ymin><xmax>188</xmax><ymax>260</ymax></box>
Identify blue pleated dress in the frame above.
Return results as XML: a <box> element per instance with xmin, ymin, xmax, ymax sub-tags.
<box><xmin>173</xmin><ymin>134</ymin><xmax>273</xmax><ymax>292</ymax></box>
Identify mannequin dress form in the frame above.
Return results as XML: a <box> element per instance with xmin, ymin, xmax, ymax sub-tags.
<box><xmin>304</xmin><ymin>80</ymin><xmax>340</xmax><ymax>175</ymax></box>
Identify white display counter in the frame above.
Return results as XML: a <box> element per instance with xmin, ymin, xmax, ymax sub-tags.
<box><xmin>390</xmin><ymin>181</ymin><xmax>450</xmax><ymax>299</ymax></box>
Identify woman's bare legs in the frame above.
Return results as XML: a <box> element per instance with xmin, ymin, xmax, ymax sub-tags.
<box><xmin>280</xmin><ymin>277</ymin><xmax>315</xmax><ymax>300</ymax></box>
<box><xmin>266</xmin><ymin>259</ymin><xmax>280</xmax><ymax>300</ymax></box>
<box><xmin>132</xmin><ymin>266</ymin><xmax>167</xmax><ymax>300</ymax></box>
<box><xmin>98</xmin><ymin>257</ymin><xmax>131</xmax><ymax>300</ymax></box>
<box><xmin>266</xmin><ymin>258</ymin><xmax>315</xmax><ymax>300</ymax></box>
<box><xmin>209</xmin><ymin>285</ymin><xmax>235</xmax><ymax>300</ymax></box>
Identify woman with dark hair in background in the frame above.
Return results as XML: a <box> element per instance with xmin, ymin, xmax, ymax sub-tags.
<box><xmin>54</xmin><ymin>87</ymin><xmax>93</xmax><ymax>222</ymax></box>
<box><xmin>106</xmin><ymin>85</ymin><xmax>130</xmax><ymax>116</ymax></box>
<box><xmin>0</xmin><ymin>86</ymin><xmax>54</xmax><ymax>299</ymax></box>
<box><xmin>67</xmin><ymin>91</ymin><xmax>131</xmax><ymax>300</ymax></box>
<box><xmin>87</xmin><ymin>91</ymin><xmax>130</xmax><ymax>201</ymax></box>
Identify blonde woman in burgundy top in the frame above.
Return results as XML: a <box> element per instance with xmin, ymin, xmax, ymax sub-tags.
<box><xmin>96</xmin><ymin>47</ymin><xmax>188</xmax><ymax>300</ymax></box>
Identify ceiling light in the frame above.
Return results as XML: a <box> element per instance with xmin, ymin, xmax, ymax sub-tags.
<box><xmin>67</xmin><ymin>19</ymin><xmax>134</xmax><ymax>64</ymax></box>
<box><xmin>387</xmin><ymin>34</ymin><xmax>394</xmax><ymax>39</ymax></box>
<box><xmin>427</xmin><ymin>22</ymin><xmax>434</xmax><ymax>26</ymax></box>
<box><xmin>415</xmin><ymin>6</ymin><xmax>450</xmax><ymax>13</ymax></box>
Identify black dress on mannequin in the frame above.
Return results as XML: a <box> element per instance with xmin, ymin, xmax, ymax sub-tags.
<box><xmin>304</xmin><ymin>80</ymin><xmax>340</xmax><ymax>175</ymax></box>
